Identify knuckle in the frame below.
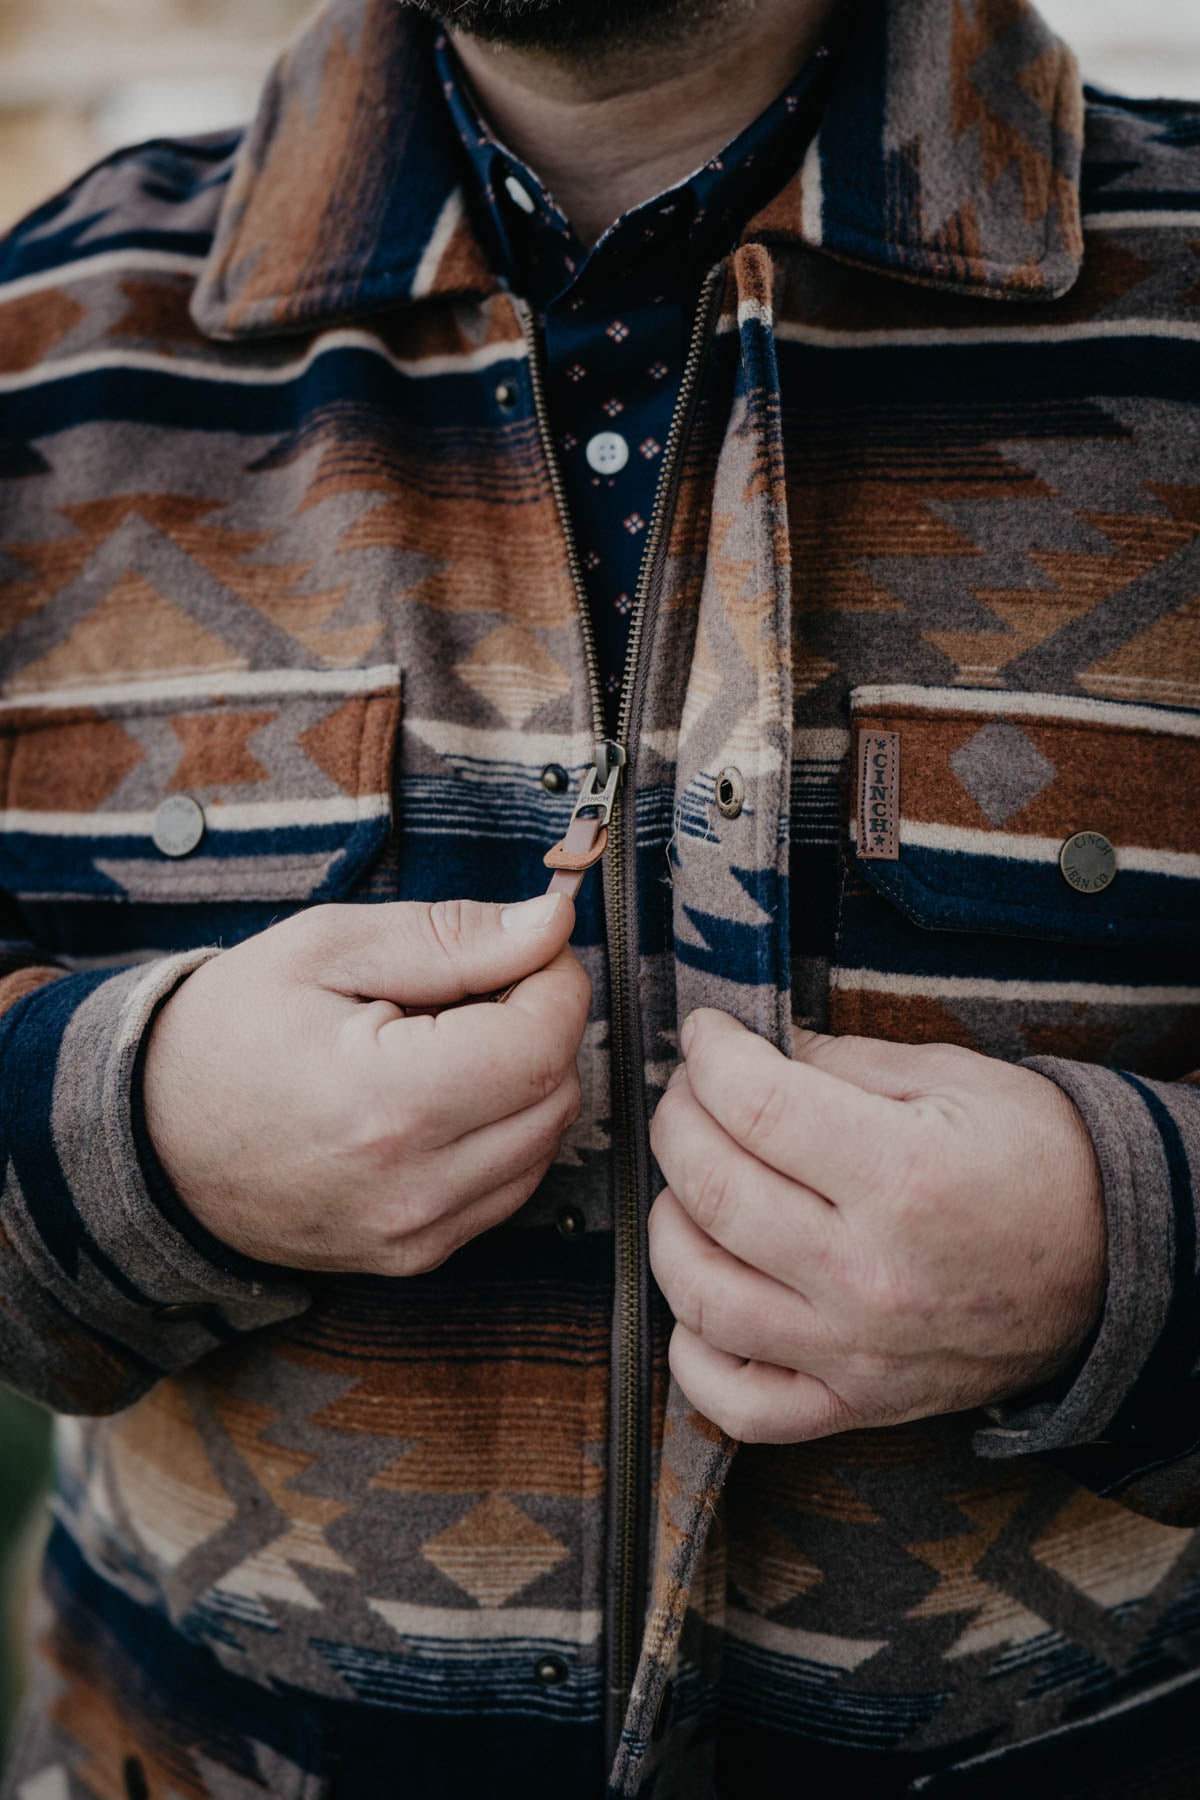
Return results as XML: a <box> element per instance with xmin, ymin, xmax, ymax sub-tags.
<box><xmin>426</xmin><ymin>898</ymin><xmax>471</xmax><ymax>961</ymax></box>
<box><xmin>727</xmin><ymin>1073</ymin><xmax>787</xmax><ymax>1149</ymax></box>
<box><xmin>686</xmin><ymin>1155</ymin><xmax>741</xmax><ymax>1239</ymax></box>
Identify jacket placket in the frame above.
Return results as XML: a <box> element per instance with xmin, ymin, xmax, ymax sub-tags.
<box><xmin>608</xmin><ymin>240</ymin><xmax>796</xmax><ymax>1798</ymax></box>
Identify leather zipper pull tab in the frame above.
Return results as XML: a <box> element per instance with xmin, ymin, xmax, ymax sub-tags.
<box><xmin>543</xmin><ymin>739</ymin><xmax>625</xmax><ymax>897</ymax></box>
<box><xmin>490</xmin><ymin>743</ymin><xmax>625</xmax><ymax>1004</ymax></box>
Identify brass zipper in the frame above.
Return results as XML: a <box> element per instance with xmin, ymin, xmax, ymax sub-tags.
<box><xmin>514</xmin><ymin>262</ymin><xmax>725</xmax><ymax>1755</ymax></box>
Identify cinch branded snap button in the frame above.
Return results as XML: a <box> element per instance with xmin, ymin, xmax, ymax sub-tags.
<box><xmin>585</xmin><ymin>431</ymin><xmax>630</xmax><ymax>476</ymax></box>
<box><xmin>152</xmin><ymin>794</ymin><xmax>205</xmax><ymax>858</ymax></box>
<box><xmin>715</xmin><ymin>767</ymin><xmax>745</xmax><ymax>820</ymax></box>
<box><xmin>541</xmin><ymin>763</ymin><xmax>569</xmax><ymax>795</ymax></box>
<box><xmin>533</xmin><ymin>1653</ymin><xmax>570</xmax><ymax>1687</ymax></box>
<box><xmin>1059</xmin><ymin>831</ymin><xmax>1117</xmax><ymax>895</ymax></box>
<box><xmin>504</xmin><ymin>174</ymin><xmax>537</xmax><ymax>215</ymax></box>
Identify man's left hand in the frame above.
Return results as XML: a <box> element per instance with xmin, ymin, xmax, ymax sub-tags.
<box><xmin>648</xmin><ymin>1010</ymin><xmax>1107</xmax><ymax>1445</ymax></box>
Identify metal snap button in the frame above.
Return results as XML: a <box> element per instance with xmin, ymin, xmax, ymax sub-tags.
<box><xmin>152</xmin><ymin>794</ymin><xmax>205</xmax><ymax>859</ymax></box>
<box><xmin>533</xmin><ymin>1653</ymin><xmax>570</xmax><ymax>1687</ymax></box>
<box><xmin>585</xmin><ymin>431</ymin><xmax>630</xmax><ymax>476</ymax></box>
<box><xmin>123</xmin><ymin>1755</ymin><xmax>150</xmax><ymax>1800</ymax></box>
<box><xmin>541</xmin><ymin>763</ymin><xmax>569</xmax><ymax>795</ymax></box>
<box><xmin>556</xmin><ymin>1205</ymin><xmax>585</xmax><ymax>1239</ymax></box>
<box><xmin>495</xmin><ymin>379</ymin><xmax>519</xmax><ymax>411</ymax></box>
<box><xmin>1059</xmin><ymin>831</ymin><xmax>1117</xmax><ymax>895</ymax></box>
<box><xmin>652</xmin><ymin>1677</ymin><xmax>675</xmax><ymax>1741</ymax></box>
<box><xmin>715</xmin><ymin>767</ymin><xmax>744</xmax><ymax>820</ymax></box>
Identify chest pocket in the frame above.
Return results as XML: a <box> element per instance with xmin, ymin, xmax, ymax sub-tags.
<box><xmin>0</xmin><ymin>666</ymin><xmax>401</xmax><ymax>958</ymax></box>
<box><xmin>831</xmin><ymin>685</ymin><xmax>1200</xmax><ymax>1078</ymax></box>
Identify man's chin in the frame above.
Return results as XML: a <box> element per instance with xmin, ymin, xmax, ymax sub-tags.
<box><xmin>400</xmin><ymin>0</ymin><xmax>715</xmax><ymax>55</ymax></box>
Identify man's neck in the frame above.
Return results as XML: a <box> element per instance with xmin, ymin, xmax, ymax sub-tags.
<box><xmin>449</xmin><ymin>0</ymin><xmax>845</xmax><ymax>249</ymax></box>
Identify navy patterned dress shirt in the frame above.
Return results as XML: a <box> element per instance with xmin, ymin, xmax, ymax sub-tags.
<box><xmin>435</xmin><ymin>30</ymin><xmax>836</xmax><ymax>727</ymax></box>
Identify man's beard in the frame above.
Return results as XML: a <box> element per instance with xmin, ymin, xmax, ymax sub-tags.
<box><xmin>399</xmin><ymin>0</ymin><xmax>728</xmax><ymax>55</ymax></box>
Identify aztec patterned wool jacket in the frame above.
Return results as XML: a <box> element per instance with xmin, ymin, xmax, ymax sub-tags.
<box><xmin>1</xmin><ymin>0</ymin><xmax>1199</xmax><ymax>1795</ymax></box>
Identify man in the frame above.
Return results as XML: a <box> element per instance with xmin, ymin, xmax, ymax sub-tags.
<box><xmin>0</xmin><ymin>0</ymin><xmax>1197</xmax><ymax>1793</ymax></box>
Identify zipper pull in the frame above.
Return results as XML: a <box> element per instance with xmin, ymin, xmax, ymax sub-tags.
<box><xmin>489</xmin><ymin>742</ymin><xmax>625</xmax><ymax>1005</ymax></box>
<box><xmin>543</xmin><ymin>740</ymin><xmax>625</xmax><ymax>889</ymax></box>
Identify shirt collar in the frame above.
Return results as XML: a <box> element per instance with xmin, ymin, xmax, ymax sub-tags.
<box><xmin>435</xmin><ymin>29</ymin><xmax>837</xmax><ymax>314</ymax></box>
<box><xmin>192</xmin><ymin>0</ymin><xmax>1084</xmax><ymax>342</ymax></box>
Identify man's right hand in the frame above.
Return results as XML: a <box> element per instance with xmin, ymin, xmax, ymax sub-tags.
<box><xmin>143</xmin><ymin>894</ymin><xmax>590</xmax><ymax>1276</ymax></box>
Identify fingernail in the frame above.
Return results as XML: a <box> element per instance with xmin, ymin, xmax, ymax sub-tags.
<box><xmin>679</xmin><ymin>1012</ymin><xmax>698</xmax><ymax>1056</ymax></box>
<box><xmin>501</xmin><ymin>893</ymin><xmax>563</xmax><ymax>931</ymax></box>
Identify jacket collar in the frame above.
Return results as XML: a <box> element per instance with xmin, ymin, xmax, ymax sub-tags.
<box><xmin>192</xmin><ymin>0</ymin><xmax>1084</xmax><ymax>341</ymax></box>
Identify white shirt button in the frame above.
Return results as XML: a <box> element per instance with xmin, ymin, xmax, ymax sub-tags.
<box><xmin>585</xmin><ymin>431</ymin><xmax>630</xmax><ymax>476</ymax></box>
<box><xmin>504</xmin><ymin>175</ymin><xmax>536</xmax><ymax>215</ymax></box>
<box><xmin>152</xmin><ymin>794</ymin><xmax>206</xmax><ymax>858</ymax></box>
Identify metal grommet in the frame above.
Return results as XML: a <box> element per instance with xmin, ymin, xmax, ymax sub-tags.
<box><xmin>556</xmin><ymin>1205</ymin><xmax>585</xmax><ymax>1239</ymax></box>
<box><xmin>533</xmin><ymin>1653</ymin><xmax>570</xmax><ymax>1687</ymax></box>
<box><xmin>715</xmin><ymin>766</ymin><xmax>744</xmax><ymax>820</ymax></box>
<box><xmin>495</xmin><ymin>379</ymin><xmax>519</xmax><ymax>411</ymax></box>
<box><xmin>541</xmin><ymin>763</ymin><xmax>569</xmax><ymax>795</ymax></box>
<box><xmin>152</xmin><ymin>794</ymin><xmax>205</xmax><ymax>859</ymax></box>
<box><xmin>1059</xmin><ymin>831</ymin><xmax>1117</xmax><ymax>895</ymax></box>
<box><xmin>123</xmin><ymin>1755</ymin><xmax>150</xmax><ymax>1800</ymax></box>
<box><xmin>652</xmin><ymin>1677</ymin><xmax>675</xmax><ymax>1741</ymax></box>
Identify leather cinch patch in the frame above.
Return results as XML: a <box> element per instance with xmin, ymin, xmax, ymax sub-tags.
<box><xmin>856</xmin><ymin>729</ymin><xmax>900</xmax><ymax>860</ymax></box>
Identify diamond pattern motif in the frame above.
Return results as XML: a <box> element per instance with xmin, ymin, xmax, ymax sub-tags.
<box><xmin>949</xmin><ymin>721</ymin><xmax>1056</xmax><ymax>826</ymax></box>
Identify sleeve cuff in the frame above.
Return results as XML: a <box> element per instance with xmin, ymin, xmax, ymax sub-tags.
<box><xmin>0</xmin><ymin>954</ymin><xmax>310</xmax><ymax>1357</ymax></box>
<box><xmin>975</xmin><ymin>1058</ymin><xmax>1200</xmax><ymax>1479</ymax></box>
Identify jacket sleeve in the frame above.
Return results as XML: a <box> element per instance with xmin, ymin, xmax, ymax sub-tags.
<box><xmin>0</xmin><ymin>912</ymin><xmax>310</xmax><ymax>1418</ymax></box>
<box><xmin>974</xmin><ymin>1057</ymin><xmax>1200</xmax><ymax>1525</ymax></box>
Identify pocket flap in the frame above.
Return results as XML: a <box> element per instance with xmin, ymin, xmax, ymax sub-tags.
<box><xmin>0</xmin><ymin>666</ymin><xmax>400</xmax><ymax>905</ymax></box>
<box><xmin>849</xmin><ymin>686</ymin><xmax>1199</xmax><ymax>951</ymax></box>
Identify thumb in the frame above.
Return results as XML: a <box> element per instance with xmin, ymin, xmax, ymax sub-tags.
<box><xmin>314</xmin><ymin>893</ymin><xmax>576</xmax><ymax>1007</ymax></box>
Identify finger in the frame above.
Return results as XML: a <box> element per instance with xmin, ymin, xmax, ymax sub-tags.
<box><xmin>372</xmin><ymin>948</ymin><xmax>591</xmax><ymax>1139</ymax></box>
<box><xmin>681</xmin><ymin>1008</ymin><xmax>909</xmax><ymax>1201</ymax></box>
<box><xmin>649</xmin><ymin>1187</ymin><xmax>829</xmax><ymax>1366</ymax></box>
<box><xmin>307</xmin><ymin>894</ymin><xmax>578</xmax><ymax>1008</ymax></box>
<box><xmin>387</xmin><ymin>1156</ymin><xmax>554</xmax><ymax>1277</ymax></box>
<box><xmin>401</xmin><ymin>1072</ymin><xmax>581</xmax><ymax>1232</ymax></box>
<box><xmin>791</xmin><ymin>1029</ymin><xmax>959</xmax><ymax>1099</ymax></box>
<box><xmin>668</xmin><ymin>1324</ymin><xmax>859</xmax><ymax>1446</ymax></box>
<box><xmin>651</xmin><ymin>1070</ymin><xmax>836</xmax><ymax>1282</ymax></box>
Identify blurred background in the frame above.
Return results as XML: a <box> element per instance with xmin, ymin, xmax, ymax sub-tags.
<box><xmin>0</xmin><ymin>0</ymin><xmax>1198</xmax><ymax>1757</ymax></box>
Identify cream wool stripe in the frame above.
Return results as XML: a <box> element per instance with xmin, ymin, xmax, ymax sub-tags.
<box><xmin>3</xmin><ymin>797</ymin><xmax>391</xmax><ymax>837</ymax></box>
<box><xmin>0</xmin><ymin>331</ymin><xmax>528</xmax><ymax>394</ymax></box>
<box><xmin>853</xmin><ymin>685</ymin><xmax>1200</xmax><ymax>734</ymax></box>
<box><xmin>830</xmin><ymin>970</ymin><xmax>1200</xmax><ymax>1006</ymax></box>
<box><xmin>848</xmin><ymin>818</ymin><xmax>1200</xmax><ymax>877</ymax></box>
<box><xmin>0</xmin><ymin>665</ymin><xmax>401</xmax><ymax>711</ymax></box>
<box><xmin>368</xmin><ymin>1602</ymin><xmax>603</xmax><ymax>1644</ymax></box>
<box><xmin>1083</xmin><ymin>211</ymin><xmax>1200</xmax><ymax>230</ymax></box>
<box><xmin>410</xmin><ymin>187</ymin><xmax>468</xmax><ymax>298</ymax></box>
<box><xmin>0</xmin><ymin>247</ymin><xmax>207</xmax><ymax>304</ymax></box>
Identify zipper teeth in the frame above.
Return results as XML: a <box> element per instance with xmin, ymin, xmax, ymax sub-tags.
<box><xmin>615</xmin><ymin>263</ymin><xmax>724</xmax><ymax>748</ymax></box>
<box><xmin>516</xmin><ymin>298</ymin><xmax>607</xmax><ymax>747</ymax></box>
<box><xmin>605</xmin><ymin>263</ymin><xmax>724</xmax><ymax>1713</ymax></box>
<box><xmin>517</xmin><ymin>265</ymin><xmax>725</xmax><ymax>1731</ymax></box>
